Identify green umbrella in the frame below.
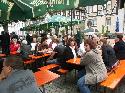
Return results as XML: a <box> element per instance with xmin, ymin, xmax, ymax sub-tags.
<box><xmin>0</xmin><ymin>0</ymin><xmax>48</xmax><ymax>21</ymax></box>
<box><xmin>79</xmin><ymin>0</ymin><xmax>108</xmax><ymax>7</ymax></box>
<box><xmin>0</xmin><ymin>0</ymin><xmax>108</xmax><ymax>21</ymax></box>
<box><xmin>48</xmin><ymin>0</ymin><xmax>79</xmax><ymax>11</ymax></box>
<box><xmin>0</xmin><ymin>0</ymin><xmax>80</xmax><ymax>21</ymax></box>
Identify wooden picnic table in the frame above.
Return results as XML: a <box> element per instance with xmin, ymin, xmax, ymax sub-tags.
<box><xmin>34</xmin><ymin>70</ymin><xmax>60</xmax><ymax>87</ymax></box>
<box><xmin>29</xmin><ymin>53</ymin><xmax>50</xmax><ymax>60</ymax></box>
<box><xmin>0</xmin><ymin>51</ymin><xmax>19</xmax><ymax>58</ymax></box>
<box><xmin>0</xmin><ymin>54</ymin><xmax>6</xmax><ymax>58</ymax></box>
<box><xmin>100</xmin><ymin>60</ymin><xmax>125</xmax><ymax>89</ymax></box>
<box><xmin>66</xmin><ymin>58</ymin><xmax>81</xmax><ymax>65</ymax></box>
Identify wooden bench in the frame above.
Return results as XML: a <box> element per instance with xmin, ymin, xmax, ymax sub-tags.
<box><xmin>23</xmin><ymin>60</ymin><xmax>35</xmax><ymax>69</ymax></box>
<box><xmin>24</xmin><ymin>60</ymin><xmax>35</xmax><ymax>64</ymax></box>
<box><xmin>39</xmin><ymin>64</ymin><xmax>60</xmax><ymax>71</ymax></box>
<box><xmin>34</xmin><ymin>70</ymin><xmax>60</xmax><ymax>93</ymax></box>
<box><xmin>57</xmin><ymin>68</ymin><xmax>69</xmax><ymax>74</ymax></box>
<box><xmin>57</xmin><ymin>68</ymin><xmax>69</xmax><ymax>82</ymax></box>
<box><xmin>100</xmin><ymin>61</ymin><xmax>125</xmax><ymax>92</ymax></box>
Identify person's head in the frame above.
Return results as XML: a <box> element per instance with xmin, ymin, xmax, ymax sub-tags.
<box><xmin>41</xmin><ymin>42</ymin><xmax>48</xmax><ymax>49</ymax></box>
<box><xmin>47</xmin><ymin>33</ymin><xmax>51</xmax><ymax>38</ymax></box>
<box><xmin>12</xmin><ymin>38</ymin><xmax>18</xmax><ymax>43</ymax></box>
<box><xmin>52</xmin><ymin>38</ymin><xmax>59</xmax><ymax>44</ymax></box>
<box><xmin>117</xmin><ymin>34</ymin><xmax>123</xmax><ymax>41</ymax></box>
<box><xmin>22</xmin><ymin>40</ymin><xmax>27</xmax><ymax>45</ymax></box>
<box><xmin>84</xmin><ymin>39</ymin><xmax>97</xmax><ymax>52</ymax></box>
<box><xmin>2</xmin><ymin>56</ymin><xmax>24</xmax><ymax>76</ymax></box>
<box><xmin>63</xmin><ymin>35</ymin><xmax>68</xmax><ymax>41</ymax></box>
<box><xmin>67</xmin><ymin>38</ymin><xmax>76</xmax><ymax>47</ymax></box>
<box><xmin>37</xmin><ymin>37</ymin><xmax>42</xmax><ymax>43</ymax></box>
<box><xmin>87</xmin><ymin>21</ymin><xmax>92</xmax><ymax>28</ymax></box>
<box><xmin>100</xmin><ymin>39</ymin><xmax>107</xmax><ymax>46</ymax></box>
<box><xmin>12</xmin><ymin>32</ymin><xmax>15</xmax><ymax>35</ymax></box>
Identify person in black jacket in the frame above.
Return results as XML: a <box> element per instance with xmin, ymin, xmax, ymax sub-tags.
<box><xmin>114</xmin><ymin>35</ymin><xmax>125</xmax><ymax>60</ymax></box>
<box><xmin>0</xmin><ymin>31</ymin><xmax>10</xmax><ymax>55</ymax></box>
<box><xmin>26</xmin><ymin>33</ymin><xmax>33</xmax><ymax>45</ymax></box>
<box><xmin>62</xmin><ymin>38</ymin><xmax>78</xmax><ymax>69</ymax></box>
<box><xmin>100</xmin><ymin>39</ymin><xmax>118</xmax><ymax>71</ymax></box>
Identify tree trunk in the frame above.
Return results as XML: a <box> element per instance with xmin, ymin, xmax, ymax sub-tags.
<box><xmin>2</xmin><ymin>22</ymin><xmax>8</xmax><ymax>32</ymax></box>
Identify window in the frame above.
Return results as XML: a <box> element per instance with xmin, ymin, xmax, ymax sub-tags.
<box><xmin>106</xmin><ymin>17</ymin><xmax>111</xmax><ymax>26</ymax></box>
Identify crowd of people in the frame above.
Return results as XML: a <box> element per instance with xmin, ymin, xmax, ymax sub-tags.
<box><xmin>0</xmin><ymin>31</ymin><xmax>125</xmax><ymax>93</ymax></box>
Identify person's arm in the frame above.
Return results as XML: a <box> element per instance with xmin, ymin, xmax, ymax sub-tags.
<box><xmin>102</xmin><ymin>48</ymin><xmax>108</xmax><ymax>66</ymax></box>
<box><xmin>80</xmin><ymin>53</ymin><xmax>91</xmax><ymax>66</ymax></box>
<box><xmin>47</xmin><ymin>51</ymin><xmax>56</xmax><ymax>61</ymax></box>
<box><xmin>0</xmin><ymin>70</ymin><xmax>6</xmax><ymax>81</ymax></box>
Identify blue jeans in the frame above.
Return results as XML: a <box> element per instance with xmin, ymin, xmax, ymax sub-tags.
<box><xmin>77</xmin><ymin>69</ymin><xmax>86</xmax><ymax>79</ymax></box>
<box><xmin>77</xmin><ymin>76</ymin><xmax>91</xmax><ymax>93</ymax></box>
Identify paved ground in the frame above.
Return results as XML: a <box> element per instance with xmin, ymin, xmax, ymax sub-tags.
<box><xmin>40</xmin><ymin>70</ymin><xmax>125</xmax><ymax>93</ymax></box>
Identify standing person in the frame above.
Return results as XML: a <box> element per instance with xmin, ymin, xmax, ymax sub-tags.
<box><xmin>114</xmin><ymin>34</ymin><xmax>125</xmax><ymax>60</ymax></box>
<box><xmin>0</xmin><ymin>55</ymin><xmax>41</xmax><ymax>93</ymax></box>
<box><xmin>0</xmin><ymin>31</ymin><xmax>10</xmax><ymax>55</ymax></box>
<box><xmin>77</xmin><ymin>39</ymin><xmax>107</xmax><ymax>93</ymax></box>
<box><xmin>75</xmin><ymin>28</ymin><xmax>82</xmax><ymax>48</ymax></box>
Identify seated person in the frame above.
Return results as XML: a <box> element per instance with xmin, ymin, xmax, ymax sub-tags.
<box><xmin>20</xmin><ymin>40</ymin><xmax>32</xmax><ymax>60</ymax></box>
<box><xmin>0</xmin><ymin>59</ymin><xmax>4</xmax><ymax>73</ymax></box>
<box><xmin>46</xmin><ymin>39</ymin><xmax>65</xmax><ymax>65</ymax></box>
<box><xmin>63</xmin><ymin>38</ymin><xmax>78</xmax><ymax>61</ymax></box>
<box><xmin>35</xmin><ymin>39</ymin><xmax>51</xmax><ymax>55</ymax></box>
<box><xmin>77</xmin><ymin>39</ymin><xmax>107</xmax><ymax>93</ymax></box>
<box><xmin>100</xmin><ymin>39</ymin><xmax>118</xmax><ymax>71</ymax></box>
<box><xmin>0</xmin><ymin>55</ymin><xmax>41</xmax><ymax>93</ymax></box>
<box><xmin>62</xmin><ymin>38</ymin><xmax>78</xmax><ymax>69</ymax></box>
<box><xmin>10</xmin><ymin>37</ymin><xmax>20</xmax><ymax>52</ymax></box>
<box><xmin>114</xmin><ymin>35</ymin><xmax>125</xmax><ymax>60</ymax></box>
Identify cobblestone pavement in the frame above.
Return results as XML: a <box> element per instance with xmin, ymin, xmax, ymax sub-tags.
<box><xmin>40</xmin><ymin>70</ymin><xmax>125</xmax><ymax>93</ymax></box>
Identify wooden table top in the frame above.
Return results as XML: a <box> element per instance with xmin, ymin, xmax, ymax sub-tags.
<box><xmin>66</xmin><ymin>58</ymin><xmax>81</xmax><ymax>65</ymax></box>
<box><xmin>10</xmin><ymin>51</ymin><xmax>18</xmax><ymax>55</ymax></box>
<box><xmin>0</xmin><ymin>54</ymin><xmax>6</xmax><ymax>57</ymax></box>
<box><xmin>34</xmin><ymin>70</ymin><xmax>60</xmax><ymax>87</ymax></box>
<box><xmin>29</xmin><ymin>53</ymin><xmax>50</xmax><ymax>59</ymax></box>
<box><xmin>100</xmin><ymin>60</ymin><xmax>125</xmax><ymax>89</ymax></box>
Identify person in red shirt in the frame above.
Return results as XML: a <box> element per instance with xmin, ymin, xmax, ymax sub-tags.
<box><xmin>10</xmin><ymin>38</ymin><xmax>20</xmax><ymax>52</ymax></box>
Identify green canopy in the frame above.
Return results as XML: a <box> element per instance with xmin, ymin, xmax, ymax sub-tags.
<box><xmin>39</xmin><ymin>15</ymin><xmax>82</xmax><ymax>29</ymax></box>
<box><xmin>79</xmin><ymin>0</ymin><xmax>108</xmax><ymax>7</ymax></box>
<box><xmin>20</xmin><ymin>15</ymin><xmax>82</xmax><ymax>31</ymax></box>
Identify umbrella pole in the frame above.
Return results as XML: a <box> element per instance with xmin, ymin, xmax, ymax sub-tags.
<box><xmin>71</xmin><ymin>9</ymin><xmax>73</xmax><ymax>36</ymax></box>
